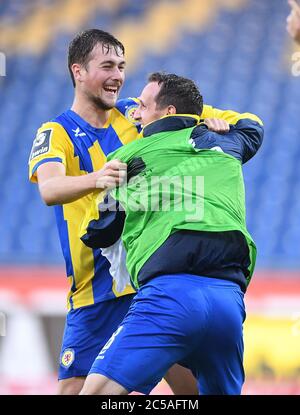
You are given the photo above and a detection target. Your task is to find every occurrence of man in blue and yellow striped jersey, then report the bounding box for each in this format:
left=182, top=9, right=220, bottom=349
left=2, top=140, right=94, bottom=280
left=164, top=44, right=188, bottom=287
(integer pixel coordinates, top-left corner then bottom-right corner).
left=28, top=29, right=252, bottom=394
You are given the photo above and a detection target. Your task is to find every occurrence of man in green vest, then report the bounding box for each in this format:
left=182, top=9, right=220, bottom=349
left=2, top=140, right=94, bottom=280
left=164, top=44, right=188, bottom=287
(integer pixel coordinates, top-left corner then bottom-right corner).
left=80, top=72, right=264, bottom=395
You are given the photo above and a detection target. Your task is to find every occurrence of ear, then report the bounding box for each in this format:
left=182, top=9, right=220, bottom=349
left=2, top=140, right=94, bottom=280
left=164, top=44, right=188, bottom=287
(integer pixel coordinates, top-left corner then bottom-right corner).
left=72, top=63, right=85, bottom=84
left=167, top=105, right=177, bottom=115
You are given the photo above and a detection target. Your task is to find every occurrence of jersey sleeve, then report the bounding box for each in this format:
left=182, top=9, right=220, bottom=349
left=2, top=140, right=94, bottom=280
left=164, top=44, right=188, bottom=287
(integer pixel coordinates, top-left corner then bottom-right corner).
left=227, top=119, right=264, bottom=163
left=28, top=122, right=70, bottom=183
left=115, top=97, right=142, bottom=133
left=115, top=97, right=139, bottom=120
left=191, top=119, right=264, bottom=164
left=201, top=104, right=263, bottom=126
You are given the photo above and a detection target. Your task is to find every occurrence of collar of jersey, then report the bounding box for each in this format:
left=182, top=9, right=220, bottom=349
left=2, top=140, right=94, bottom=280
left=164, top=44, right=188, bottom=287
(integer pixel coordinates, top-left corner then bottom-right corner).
left=67, top=109, right=110, bottom=134
left=142, top=114, right=200, bottom=137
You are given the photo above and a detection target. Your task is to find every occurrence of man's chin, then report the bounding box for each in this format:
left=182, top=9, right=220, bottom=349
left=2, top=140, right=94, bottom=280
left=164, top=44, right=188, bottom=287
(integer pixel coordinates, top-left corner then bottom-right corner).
left=91, top=96, right=117, bottom=111
left=106, top=97, right=118, bottom=108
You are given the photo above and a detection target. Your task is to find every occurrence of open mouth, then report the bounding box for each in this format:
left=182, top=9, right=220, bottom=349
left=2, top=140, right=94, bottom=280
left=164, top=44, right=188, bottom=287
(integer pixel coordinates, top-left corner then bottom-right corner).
left=103, top=86, right=118, bottom=96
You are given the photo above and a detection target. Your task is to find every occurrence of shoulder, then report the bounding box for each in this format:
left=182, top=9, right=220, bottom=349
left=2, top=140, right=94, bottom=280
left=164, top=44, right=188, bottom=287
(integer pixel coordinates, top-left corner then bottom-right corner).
left=30, top=121, right=71, bottom=163
left=115, top=97, right=139, bottom=123
left=35, top=120, right=73, bottom=149
left=233, top=118, right=264, bottom=132
left=36, top=120, right=70, bottom=139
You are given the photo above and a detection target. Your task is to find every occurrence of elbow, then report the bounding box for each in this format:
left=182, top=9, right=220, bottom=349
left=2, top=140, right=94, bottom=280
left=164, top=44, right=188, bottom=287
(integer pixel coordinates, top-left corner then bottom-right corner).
left=43, top=194, right=58, bottom=206
left=45, top=199, right=56, bottom=207
left=256, top=125, right=264, bottom=149
left=39, top=187, right=59, bottom=206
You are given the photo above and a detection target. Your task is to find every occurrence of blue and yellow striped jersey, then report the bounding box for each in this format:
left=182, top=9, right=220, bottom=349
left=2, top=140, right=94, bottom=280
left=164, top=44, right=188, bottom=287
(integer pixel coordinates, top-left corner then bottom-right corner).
left=29, top=98, right=141, bottom=310
left=29, top=100, right=261, bottom=310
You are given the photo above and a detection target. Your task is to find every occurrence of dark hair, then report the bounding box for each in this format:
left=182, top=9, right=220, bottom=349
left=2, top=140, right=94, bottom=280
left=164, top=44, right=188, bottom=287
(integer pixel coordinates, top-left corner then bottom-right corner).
left=148, top=72, right=203, bottom=115
left=68, top=29, right=125, bottom=87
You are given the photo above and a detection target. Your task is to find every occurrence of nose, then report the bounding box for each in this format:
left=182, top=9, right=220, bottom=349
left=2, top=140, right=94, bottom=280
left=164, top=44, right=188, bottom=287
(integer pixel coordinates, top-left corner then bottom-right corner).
left=112, top=67, right=124, bottom=83
left=133, top=107, right=141, bottom=121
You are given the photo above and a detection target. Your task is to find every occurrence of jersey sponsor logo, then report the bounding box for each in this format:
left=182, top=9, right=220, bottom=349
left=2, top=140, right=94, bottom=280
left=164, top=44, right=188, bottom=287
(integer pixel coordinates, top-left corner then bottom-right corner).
left=29, top=129, right=52, bottom=161
left=61, top=348, right=75, bottom=368
left=72, top=127, right=86, bottom=137
left=125, top=104, right=138, bottom=124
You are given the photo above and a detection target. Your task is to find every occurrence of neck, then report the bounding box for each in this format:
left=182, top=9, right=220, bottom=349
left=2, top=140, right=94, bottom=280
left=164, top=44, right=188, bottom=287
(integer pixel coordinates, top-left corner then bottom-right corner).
left=71, top=93, right=111, bottom=128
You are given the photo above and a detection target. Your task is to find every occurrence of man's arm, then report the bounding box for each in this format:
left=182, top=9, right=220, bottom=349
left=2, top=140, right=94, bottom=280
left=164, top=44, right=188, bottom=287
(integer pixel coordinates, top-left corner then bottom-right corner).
left=201, top=104, right=263, bottom=126
left=29, top=122, right=127, bottom=206
left=36, top=160, right=127, bottom=206
left=287, top=0, right=300, bottom=44
left=227, top=118, right=264, bottom=163
left=191, top=118, right=264, bottom=164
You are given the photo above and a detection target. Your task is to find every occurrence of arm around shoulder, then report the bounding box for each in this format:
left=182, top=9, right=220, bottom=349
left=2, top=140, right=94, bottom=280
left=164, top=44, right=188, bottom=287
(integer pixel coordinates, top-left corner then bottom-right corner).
left=201, top=104, right=263, bottom=126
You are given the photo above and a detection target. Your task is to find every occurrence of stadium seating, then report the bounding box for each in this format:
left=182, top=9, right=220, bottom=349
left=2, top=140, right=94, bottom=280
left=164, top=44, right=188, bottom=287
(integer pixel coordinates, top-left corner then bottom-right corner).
left=0, top=0, right=298, bottom=270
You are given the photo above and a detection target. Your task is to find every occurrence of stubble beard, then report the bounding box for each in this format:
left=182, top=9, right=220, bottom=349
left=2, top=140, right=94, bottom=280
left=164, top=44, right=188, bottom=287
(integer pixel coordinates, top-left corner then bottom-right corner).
left=89, top=94, right=116, bottom=111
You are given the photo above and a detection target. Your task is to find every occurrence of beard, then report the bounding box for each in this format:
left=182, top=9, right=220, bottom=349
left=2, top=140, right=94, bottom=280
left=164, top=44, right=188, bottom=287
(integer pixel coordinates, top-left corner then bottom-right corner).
left=89, top=94, right=115, bottom=111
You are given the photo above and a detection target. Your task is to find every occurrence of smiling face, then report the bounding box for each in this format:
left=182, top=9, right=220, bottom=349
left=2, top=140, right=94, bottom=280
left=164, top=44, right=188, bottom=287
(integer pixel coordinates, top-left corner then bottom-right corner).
left=72, top=42, right=126, bottom=110
left=134, top=82, right=173, bottom=126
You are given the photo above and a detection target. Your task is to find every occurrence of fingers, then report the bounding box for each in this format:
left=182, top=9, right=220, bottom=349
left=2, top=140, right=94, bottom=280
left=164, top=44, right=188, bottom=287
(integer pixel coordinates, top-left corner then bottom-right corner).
left=95, top=159, right=127, bottom=190
left=96, top=175, right=125, bottom=190
left=105, top=159, right=127, bottom=171
left=103, top=160, right=127, bottom=179
left=204, top=118, right=230, bottom=133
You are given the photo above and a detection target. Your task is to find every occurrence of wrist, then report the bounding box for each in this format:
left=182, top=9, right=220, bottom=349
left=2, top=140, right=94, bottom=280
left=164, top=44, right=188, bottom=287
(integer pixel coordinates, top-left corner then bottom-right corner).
left=84, top=171, right=102, bottom=191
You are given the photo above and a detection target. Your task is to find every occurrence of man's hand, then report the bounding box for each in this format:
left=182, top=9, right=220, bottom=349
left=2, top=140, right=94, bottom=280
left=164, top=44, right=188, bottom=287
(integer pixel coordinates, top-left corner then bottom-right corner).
left=95, top=160, right=127, bottom=190
left=203, top=118, right=230, bottom=133
left=287, top=0, right=300, bottom=45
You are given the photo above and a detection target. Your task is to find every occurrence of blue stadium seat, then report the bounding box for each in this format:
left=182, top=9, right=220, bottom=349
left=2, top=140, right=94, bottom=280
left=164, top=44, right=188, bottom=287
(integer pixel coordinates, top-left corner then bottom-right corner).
left=0, top=0, right=298, bottom=268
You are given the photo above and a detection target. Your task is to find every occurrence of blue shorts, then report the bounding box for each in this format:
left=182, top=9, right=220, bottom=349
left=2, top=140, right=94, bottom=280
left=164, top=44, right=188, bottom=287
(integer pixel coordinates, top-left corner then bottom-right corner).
left=89, top=274, right=246, bottom=395
left=58, top=294, right=135, bottom=380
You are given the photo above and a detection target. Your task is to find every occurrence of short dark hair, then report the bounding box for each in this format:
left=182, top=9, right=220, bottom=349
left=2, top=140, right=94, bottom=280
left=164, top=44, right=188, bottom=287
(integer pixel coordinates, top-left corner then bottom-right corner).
left=68, top=29, right=125, bottom=87
left=148, top=72, right=203, bottom=115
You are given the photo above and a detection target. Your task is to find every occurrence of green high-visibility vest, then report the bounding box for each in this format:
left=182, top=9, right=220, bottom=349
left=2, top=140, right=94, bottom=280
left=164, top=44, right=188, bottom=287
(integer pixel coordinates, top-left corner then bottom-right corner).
left=108, top=125, right=256, bottom=289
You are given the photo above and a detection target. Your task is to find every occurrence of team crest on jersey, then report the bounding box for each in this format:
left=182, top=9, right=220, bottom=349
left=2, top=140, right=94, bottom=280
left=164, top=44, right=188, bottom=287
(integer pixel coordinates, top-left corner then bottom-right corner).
left=61, top=348, right=75, bottom=368
left=125, top=104, right=138, bottom=124
left=30, top=129, right=52, bottom=161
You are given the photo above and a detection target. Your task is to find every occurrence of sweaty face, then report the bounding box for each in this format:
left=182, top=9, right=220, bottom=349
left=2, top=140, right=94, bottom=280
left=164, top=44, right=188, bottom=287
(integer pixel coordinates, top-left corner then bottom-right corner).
left=79, top=43, right=126, bottom=110
left=133, top=82, right=169, bottom=126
